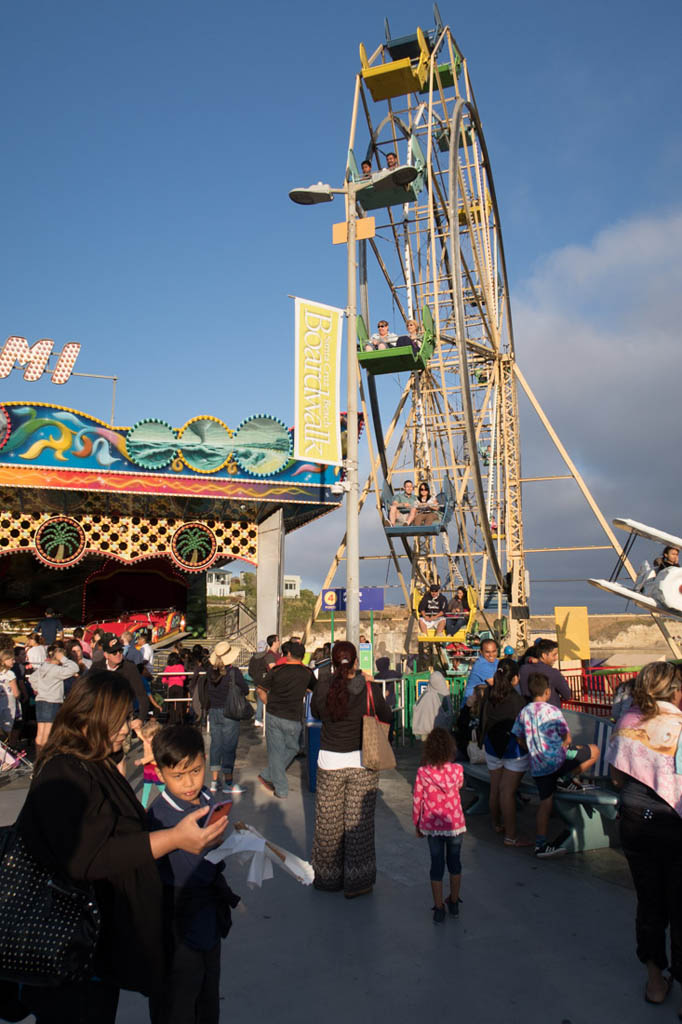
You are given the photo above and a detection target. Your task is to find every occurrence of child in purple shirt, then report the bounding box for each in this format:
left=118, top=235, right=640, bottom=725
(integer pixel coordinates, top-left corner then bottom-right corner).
left=512, top=672, right=599, bottom=858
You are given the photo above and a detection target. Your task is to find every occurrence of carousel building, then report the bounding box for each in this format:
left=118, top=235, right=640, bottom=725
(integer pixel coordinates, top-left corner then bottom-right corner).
left=0, top=399, right=341, bottom=637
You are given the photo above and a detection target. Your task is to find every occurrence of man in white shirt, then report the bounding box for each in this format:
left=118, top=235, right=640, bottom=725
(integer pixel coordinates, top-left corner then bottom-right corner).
left=366, top=319, right=398, bottom=351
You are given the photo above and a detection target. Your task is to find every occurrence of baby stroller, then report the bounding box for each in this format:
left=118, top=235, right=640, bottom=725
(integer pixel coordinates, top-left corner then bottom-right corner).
left=0, top=737, right=33, bottom=777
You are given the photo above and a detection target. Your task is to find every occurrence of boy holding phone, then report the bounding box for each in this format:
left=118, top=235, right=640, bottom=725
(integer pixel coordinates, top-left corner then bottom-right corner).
left=147, top=725, right=240, bottom=1024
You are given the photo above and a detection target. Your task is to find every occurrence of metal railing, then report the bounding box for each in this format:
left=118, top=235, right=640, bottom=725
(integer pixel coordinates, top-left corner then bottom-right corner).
left=562, top=666, right=638, bottom=718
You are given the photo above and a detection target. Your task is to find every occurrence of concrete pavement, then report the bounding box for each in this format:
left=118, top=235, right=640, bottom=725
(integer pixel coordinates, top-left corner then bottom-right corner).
left=0, top=726, right=672, bottom=1024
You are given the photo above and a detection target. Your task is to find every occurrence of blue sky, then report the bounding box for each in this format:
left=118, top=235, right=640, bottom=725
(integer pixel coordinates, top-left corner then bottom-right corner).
left=2, top=0, right=681, bottom=612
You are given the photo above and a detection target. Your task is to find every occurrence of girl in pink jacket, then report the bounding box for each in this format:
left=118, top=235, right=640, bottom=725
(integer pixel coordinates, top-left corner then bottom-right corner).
left=413, top=727, right=466, bottom=923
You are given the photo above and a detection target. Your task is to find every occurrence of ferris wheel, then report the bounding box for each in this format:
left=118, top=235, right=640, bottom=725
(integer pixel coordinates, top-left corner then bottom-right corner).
left=338, top=9, right=528, bottom=650
left=304, top=8, right=662, bottom=658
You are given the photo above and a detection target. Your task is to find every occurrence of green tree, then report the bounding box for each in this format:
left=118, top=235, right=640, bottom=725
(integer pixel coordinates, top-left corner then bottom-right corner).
left=281, top=588, right=317, bottom=635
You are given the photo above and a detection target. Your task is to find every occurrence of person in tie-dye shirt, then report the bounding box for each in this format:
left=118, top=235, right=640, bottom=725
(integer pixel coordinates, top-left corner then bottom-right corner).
left=512, top=673, right=598, bottom=857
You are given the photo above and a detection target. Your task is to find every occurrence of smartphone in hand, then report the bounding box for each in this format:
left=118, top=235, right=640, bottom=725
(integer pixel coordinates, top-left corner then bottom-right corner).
left=202, top=800, right=232, bottom=828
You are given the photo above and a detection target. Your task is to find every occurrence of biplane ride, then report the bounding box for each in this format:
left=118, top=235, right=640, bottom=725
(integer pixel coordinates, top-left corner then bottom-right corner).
left=588, top=518, right=682, bottom=619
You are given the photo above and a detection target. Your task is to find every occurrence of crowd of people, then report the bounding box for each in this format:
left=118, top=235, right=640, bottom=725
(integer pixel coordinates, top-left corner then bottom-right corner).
left=2, top=609, right=682, bottom=1018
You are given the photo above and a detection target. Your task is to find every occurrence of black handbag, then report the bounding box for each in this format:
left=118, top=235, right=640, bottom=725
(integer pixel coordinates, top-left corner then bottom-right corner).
left=0, top=822, right=101, bottom=986
left=222, top=669, right=254, bottom=722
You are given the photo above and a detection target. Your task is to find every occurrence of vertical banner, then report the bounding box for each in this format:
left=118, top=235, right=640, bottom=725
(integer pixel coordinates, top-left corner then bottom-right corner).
left=294, top=297, right=344, bottom=466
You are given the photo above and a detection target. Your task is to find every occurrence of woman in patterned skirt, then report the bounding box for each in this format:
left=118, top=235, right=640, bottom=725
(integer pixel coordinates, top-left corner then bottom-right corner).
left=311, top=641, right=392, bottom=898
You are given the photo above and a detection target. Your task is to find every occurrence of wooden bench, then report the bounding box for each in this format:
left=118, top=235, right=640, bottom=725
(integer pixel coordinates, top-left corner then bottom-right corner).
left=462, top=710, right=618, bottom=854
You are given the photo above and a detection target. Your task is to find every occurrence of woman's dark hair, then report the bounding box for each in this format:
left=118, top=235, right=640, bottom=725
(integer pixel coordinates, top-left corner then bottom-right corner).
left=456, top=586, right=466, bottom=600
left=152, top=724, right=205, bottom=769
left=417, top=482, right=431, bottom=501
left=422, top=727, right=456, bottom=766
left=497, top=655, right=519, bottom=678
left=166, top=652, right=183, bottom=667
left=311, top=647, right=324, bottom=664
left=66, top=640, right=86, bottom=672
left=489, top=661, right=518, bottom=705
left=38, top=671, right=133, bottom=765
left=327, top=641, right=357, bottom=721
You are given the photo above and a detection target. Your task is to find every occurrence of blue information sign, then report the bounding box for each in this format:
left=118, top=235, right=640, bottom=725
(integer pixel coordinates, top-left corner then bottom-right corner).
left=321, top=587, right=385, bottom=612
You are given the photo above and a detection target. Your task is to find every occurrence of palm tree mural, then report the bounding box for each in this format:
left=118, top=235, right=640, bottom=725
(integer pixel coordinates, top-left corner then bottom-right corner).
left=39, top=519, right=82, bottom=562
left=174, top=525, right=214, bottom=565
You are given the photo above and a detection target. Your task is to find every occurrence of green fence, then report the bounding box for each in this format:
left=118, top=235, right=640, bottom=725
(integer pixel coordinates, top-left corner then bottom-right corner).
left=400, top=671, right=467, bottom=734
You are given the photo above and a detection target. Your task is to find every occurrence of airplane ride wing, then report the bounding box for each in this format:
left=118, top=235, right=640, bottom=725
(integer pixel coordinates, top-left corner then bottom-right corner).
left=588, top=578, right=682, bottom=621
left=613, top=519, right=682, bottom=549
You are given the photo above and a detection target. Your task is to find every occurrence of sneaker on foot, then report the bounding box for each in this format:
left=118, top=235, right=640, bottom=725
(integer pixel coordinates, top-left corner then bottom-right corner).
left=253, top=720, right=264, bottom=728
left=444, top=896, right=461, bottom=917
left=432, top=905, right=446, bottom=923
left=209, top=780, right=219, bottom=794
left=535, top=840, right=567, bottom=858
left=556, top=777, right=583, bottom=792
left=223, top=783, right=244, bottom=794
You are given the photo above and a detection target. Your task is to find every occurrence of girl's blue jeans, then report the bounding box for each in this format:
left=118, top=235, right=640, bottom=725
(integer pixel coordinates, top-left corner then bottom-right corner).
left=427, top=835, right=462, bottom=880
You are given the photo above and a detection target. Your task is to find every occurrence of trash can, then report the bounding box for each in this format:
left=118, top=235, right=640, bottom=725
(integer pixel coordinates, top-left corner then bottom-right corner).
left=305, top=693, right=322, bottom=793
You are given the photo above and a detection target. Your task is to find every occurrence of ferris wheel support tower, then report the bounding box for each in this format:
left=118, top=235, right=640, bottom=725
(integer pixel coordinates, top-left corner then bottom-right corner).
left=299, top=12, right=680, bottom=659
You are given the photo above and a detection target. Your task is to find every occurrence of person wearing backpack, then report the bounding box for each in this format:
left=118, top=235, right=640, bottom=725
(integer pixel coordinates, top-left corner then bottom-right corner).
left=249, top=635, right=279, bottom=730
left=206, top=642, right=249, bottom=795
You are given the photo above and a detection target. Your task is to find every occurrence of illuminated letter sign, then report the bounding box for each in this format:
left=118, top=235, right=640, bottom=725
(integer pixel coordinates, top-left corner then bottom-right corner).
left=0, top=336, right=81, bottom=384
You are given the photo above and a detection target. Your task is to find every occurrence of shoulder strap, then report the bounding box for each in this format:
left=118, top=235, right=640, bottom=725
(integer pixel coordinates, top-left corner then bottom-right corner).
left=366, top=680, right=377, bottom=718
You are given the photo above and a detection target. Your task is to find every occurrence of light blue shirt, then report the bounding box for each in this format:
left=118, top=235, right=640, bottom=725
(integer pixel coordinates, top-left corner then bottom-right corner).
left=464, top=655, right=499, bottom=698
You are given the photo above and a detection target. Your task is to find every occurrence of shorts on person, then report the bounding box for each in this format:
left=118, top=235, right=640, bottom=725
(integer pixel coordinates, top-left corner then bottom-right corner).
left=534, top=744, right=592, bottom=799
left=483, top=735, right=529, bottom=773
left=35, top=700, right=61, bottom=724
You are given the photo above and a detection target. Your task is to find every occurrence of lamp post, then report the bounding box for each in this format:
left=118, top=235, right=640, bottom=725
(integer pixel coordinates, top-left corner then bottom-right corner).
left=289, top=167, right=417, bottom=647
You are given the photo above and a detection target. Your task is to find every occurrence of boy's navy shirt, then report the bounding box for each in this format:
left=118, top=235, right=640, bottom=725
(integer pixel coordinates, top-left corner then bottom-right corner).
left=147, top=785, right=227, bottom=950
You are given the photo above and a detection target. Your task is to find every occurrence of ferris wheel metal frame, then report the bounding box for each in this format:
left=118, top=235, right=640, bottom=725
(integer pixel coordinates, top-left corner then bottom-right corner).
left=301, top=12, right=682, bottom=660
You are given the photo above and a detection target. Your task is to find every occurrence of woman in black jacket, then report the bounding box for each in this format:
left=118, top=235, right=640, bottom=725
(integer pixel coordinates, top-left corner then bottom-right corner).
left=13, top=671, right=227, bottom=1024
left=311, top=641, right=392, bottom=898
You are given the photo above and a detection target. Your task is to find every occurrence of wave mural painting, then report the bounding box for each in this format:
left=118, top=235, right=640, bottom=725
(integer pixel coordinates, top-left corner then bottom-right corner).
left=0, top=402, right=343, bottom=491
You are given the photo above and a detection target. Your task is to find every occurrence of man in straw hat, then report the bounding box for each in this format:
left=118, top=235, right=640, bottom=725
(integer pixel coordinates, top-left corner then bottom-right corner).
left=207, top=640, right=249, bottom=794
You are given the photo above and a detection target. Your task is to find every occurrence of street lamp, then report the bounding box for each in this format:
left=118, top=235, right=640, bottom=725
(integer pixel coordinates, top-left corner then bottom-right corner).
left=289, top=166, right=418, bottom=647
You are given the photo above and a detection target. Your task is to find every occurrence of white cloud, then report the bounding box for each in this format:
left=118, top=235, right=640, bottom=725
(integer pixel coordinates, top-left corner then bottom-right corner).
left=285, top=210, right=682, bottom=613
left=514, top=207, right=682, bottom=598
